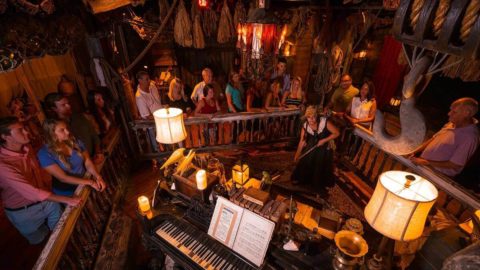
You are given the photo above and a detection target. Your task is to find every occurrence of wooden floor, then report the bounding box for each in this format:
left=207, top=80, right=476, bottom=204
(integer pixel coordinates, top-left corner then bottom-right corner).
left=0, top=142, right=447, bottom=269
left=0, top=205, right=46, bottom=269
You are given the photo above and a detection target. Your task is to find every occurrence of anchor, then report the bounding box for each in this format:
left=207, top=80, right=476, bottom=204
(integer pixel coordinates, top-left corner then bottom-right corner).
left=373, top=0, right=480, bottom=155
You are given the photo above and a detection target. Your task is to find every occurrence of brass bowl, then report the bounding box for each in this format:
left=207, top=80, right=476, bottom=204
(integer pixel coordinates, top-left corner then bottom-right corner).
left=334, top=230, right=368, bottom=258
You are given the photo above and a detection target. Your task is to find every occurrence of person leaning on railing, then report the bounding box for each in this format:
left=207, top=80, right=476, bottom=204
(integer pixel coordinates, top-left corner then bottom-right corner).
left=37, top=118, right=106, bottom=197
left=0, top=117, right=81, bottom=245
left=225, top=70, right=245, bottom=113
left=246, top=79, right=267, bottom=113
left=195, top=84, right=221, bottom=144
left=409, top=97, right=479, bottom=177
left=281, top=76, right=306, bottom=110
left=344, top=79, right=377, bottom=130
left=86, top=89, right=116, bottom=139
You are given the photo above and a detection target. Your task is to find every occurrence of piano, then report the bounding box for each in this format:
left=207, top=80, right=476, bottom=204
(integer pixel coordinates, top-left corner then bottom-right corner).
left=145, top=214, right=259, bottom=270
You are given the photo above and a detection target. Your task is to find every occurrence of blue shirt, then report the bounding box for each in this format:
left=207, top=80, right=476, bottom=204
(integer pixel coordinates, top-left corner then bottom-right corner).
left=37, top=140, right=87, bottom=196
left=225, top=84, right=244, bottom=112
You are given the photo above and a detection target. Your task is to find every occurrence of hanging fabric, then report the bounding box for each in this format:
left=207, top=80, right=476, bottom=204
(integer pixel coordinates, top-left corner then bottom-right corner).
left=193, top=14, right=206, bottom=49
left=372, top=35, right=407, bottom=108
left=217, top=0, right=234, bottom=44
left=174, top=0, right=193, bottom=47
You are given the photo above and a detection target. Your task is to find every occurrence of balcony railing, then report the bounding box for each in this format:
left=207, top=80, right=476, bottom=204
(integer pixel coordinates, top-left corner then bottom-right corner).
left=31, top=111, right=478, bottom=269
left=130, top=108, right=302, bottom=159
left=338, top=125, right=479, bottom=224
left=33, top=129, right=130, bottom=270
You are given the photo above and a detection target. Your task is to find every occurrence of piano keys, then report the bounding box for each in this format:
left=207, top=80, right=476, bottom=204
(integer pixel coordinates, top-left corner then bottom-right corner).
left=149, top=214, right=258, bottom=270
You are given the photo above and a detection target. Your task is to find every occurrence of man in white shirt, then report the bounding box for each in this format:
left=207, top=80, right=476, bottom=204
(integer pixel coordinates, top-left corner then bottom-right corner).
left=191, top=68, right=214, bottom=106
left=135, top=71, right=163, bottom=119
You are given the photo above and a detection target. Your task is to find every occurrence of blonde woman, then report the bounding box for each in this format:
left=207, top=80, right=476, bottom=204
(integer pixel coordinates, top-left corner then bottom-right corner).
left=37, top=119, right=106, bottom=196
left=292, top=106, right=339, bottom=195
left=168, top=78, right=191, bottom=112
left=282, top=76, right=306, bottom=108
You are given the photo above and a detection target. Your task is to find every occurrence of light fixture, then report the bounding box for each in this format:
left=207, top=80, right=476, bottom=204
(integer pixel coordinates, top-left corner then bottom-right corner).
left=153, top=107, right=187, bottom=144
left=354, top=50, right=367, bottom=59
left=138, top=196, right=151, bottom=212
left=389, top=96, right=401, bottom=107
left=198, top=0, right=207, bottom=8
left=232, top=161, right=249, bottom=187
left=236, top=3, right=284, bottom=78
left=364, top=171, right=438, bottom=269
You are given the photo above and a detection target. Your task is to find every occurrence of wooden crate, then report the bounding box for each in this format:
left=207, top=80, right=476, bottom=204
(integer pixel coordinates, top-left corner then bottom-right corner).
left=172, top=167, right=219, bottom=201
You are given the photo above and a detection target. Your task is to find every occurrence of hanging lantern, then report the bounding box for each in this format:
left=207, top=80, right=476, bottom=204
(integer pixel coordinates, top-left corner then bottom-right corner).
left=232, top=161, right=249, bottom=187
left=251, top=23, right=263, bottom=59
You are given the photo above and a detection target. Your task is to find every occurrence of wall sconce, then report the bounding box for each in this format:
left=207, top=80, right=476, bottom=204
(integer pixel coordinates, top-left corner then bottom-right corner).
left=389, top=96, right=401, bottom=107
left=153, top=107, right=187, bottom=144
left=232, top=161, right=249, bottom=187
left=353, top=50, right=367, bottom=59
left=364, top=171, right=438, bottom=269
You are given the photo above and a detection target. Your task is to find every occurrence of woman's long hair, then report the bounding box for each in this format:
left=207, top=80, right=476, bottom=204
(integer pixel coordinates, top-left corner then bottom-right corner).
left=42, top=118, right=82, bottom=170
left=87, top=90, right=115, bottom=134
left=228, top=70, right=241, bottom=89
left=168, top=78, right=183, bottom=101
left=202, top=84, right=215, bottom=98
left=357, top=79, right=376, bottom=101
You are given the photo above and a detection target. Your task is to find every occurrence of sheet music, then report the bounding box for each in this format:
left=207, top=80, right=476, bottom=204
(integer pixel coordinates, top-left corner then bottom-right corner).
left=232, top=210, right=275, bottom=267
left=208, top=197, right=244, bottom=248
left=208, top=196, right=275, bottom=267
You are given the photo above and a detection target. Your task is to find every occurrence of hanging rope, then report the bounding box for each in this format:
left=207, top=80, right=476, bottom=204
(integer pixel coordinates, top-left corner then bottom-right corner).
left=122, top=0, right=179, bottom=74
left=409, top=0, right=424, bottom=30
left=433, top=0, right=451, bottom=37
left=460, top=0, right=480, bottom=42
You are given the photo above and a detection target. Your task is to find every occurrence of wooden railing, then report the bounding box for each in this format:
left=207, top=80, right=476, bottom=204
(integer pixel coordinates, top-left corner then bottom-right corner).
left=33, top=129, right=130, bottom=270
left=130, top=108, right=302, bottom=159
left=337, top=125, right=480, bottom=224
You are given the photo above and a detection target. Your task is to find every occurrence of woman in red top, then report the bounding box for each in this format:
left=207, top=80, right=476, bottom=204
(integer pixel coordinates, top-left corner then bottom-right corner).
left=195, top=84, right=220, bottom=144
left=195, top=84, right=220, bottom=115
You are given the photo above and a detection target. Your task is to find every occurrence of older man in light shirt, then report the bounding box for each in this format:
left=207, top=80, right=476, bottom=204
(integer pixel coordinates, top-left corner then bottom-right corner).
left=410, top=97, right=479, bottom=177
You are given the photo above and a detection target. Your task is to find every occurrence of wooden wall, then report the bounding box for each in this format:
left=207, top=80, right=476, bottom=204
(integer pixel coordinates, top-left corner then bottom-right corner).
left=0, top=52, right=84, bottom=118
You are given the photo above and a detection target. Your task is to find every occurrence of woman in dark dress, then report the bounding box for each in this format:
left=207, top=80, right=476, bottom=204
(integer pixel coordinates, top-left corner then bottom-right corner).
left=292, top=106, right=340, bottom=194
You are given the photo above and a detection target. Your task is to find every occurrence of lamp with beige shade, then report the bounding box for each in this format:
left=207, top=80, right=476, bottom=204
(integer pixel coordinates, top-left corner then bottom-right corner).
left=364, top=171, right=438, bottom=269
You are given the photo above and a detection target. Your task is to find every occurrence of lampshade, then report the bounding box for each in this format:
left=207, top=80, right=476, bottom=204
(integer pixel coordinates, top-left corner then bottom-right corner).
left=153, top=108, right=187, bottom=144
left=364, top=171, right=438, bottom=241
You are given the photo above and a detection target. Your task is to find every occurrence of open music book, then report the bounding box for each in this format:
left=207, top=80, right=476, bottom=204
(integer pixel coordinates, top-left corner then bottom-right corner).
left=208, top=197, right=275, bottom=267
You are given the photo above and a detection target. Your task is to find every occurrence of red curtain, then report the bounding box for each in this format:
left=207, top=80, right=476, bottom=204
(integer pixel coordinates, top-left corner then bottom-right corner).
left=372, top=35, right=407, bottom=108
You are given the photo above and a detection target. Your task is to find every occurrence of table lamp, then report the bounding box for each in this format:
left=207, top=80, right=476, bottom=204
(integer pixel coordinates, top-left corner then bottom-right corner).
left=152, top=107, right=187, bottom=207
left=153, top=107, right=187, bottom=144
left=364, top=171, right=438, bottom=269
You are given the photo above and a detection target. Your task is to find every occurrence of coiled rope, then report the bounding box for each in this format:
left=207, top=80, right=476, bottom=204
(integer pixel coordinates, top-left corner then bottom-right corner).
left=410, top=0, right=479, bottom=42
left=460, top=0, right=480, bottom=42
left=433, top=0, right=451, bottom=37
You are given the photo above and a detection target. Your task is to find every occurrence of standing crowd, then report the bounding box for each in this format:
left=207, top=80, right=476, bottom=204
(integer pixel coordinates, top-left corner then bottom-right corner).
left=0, top=78, right=115, bottom=244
